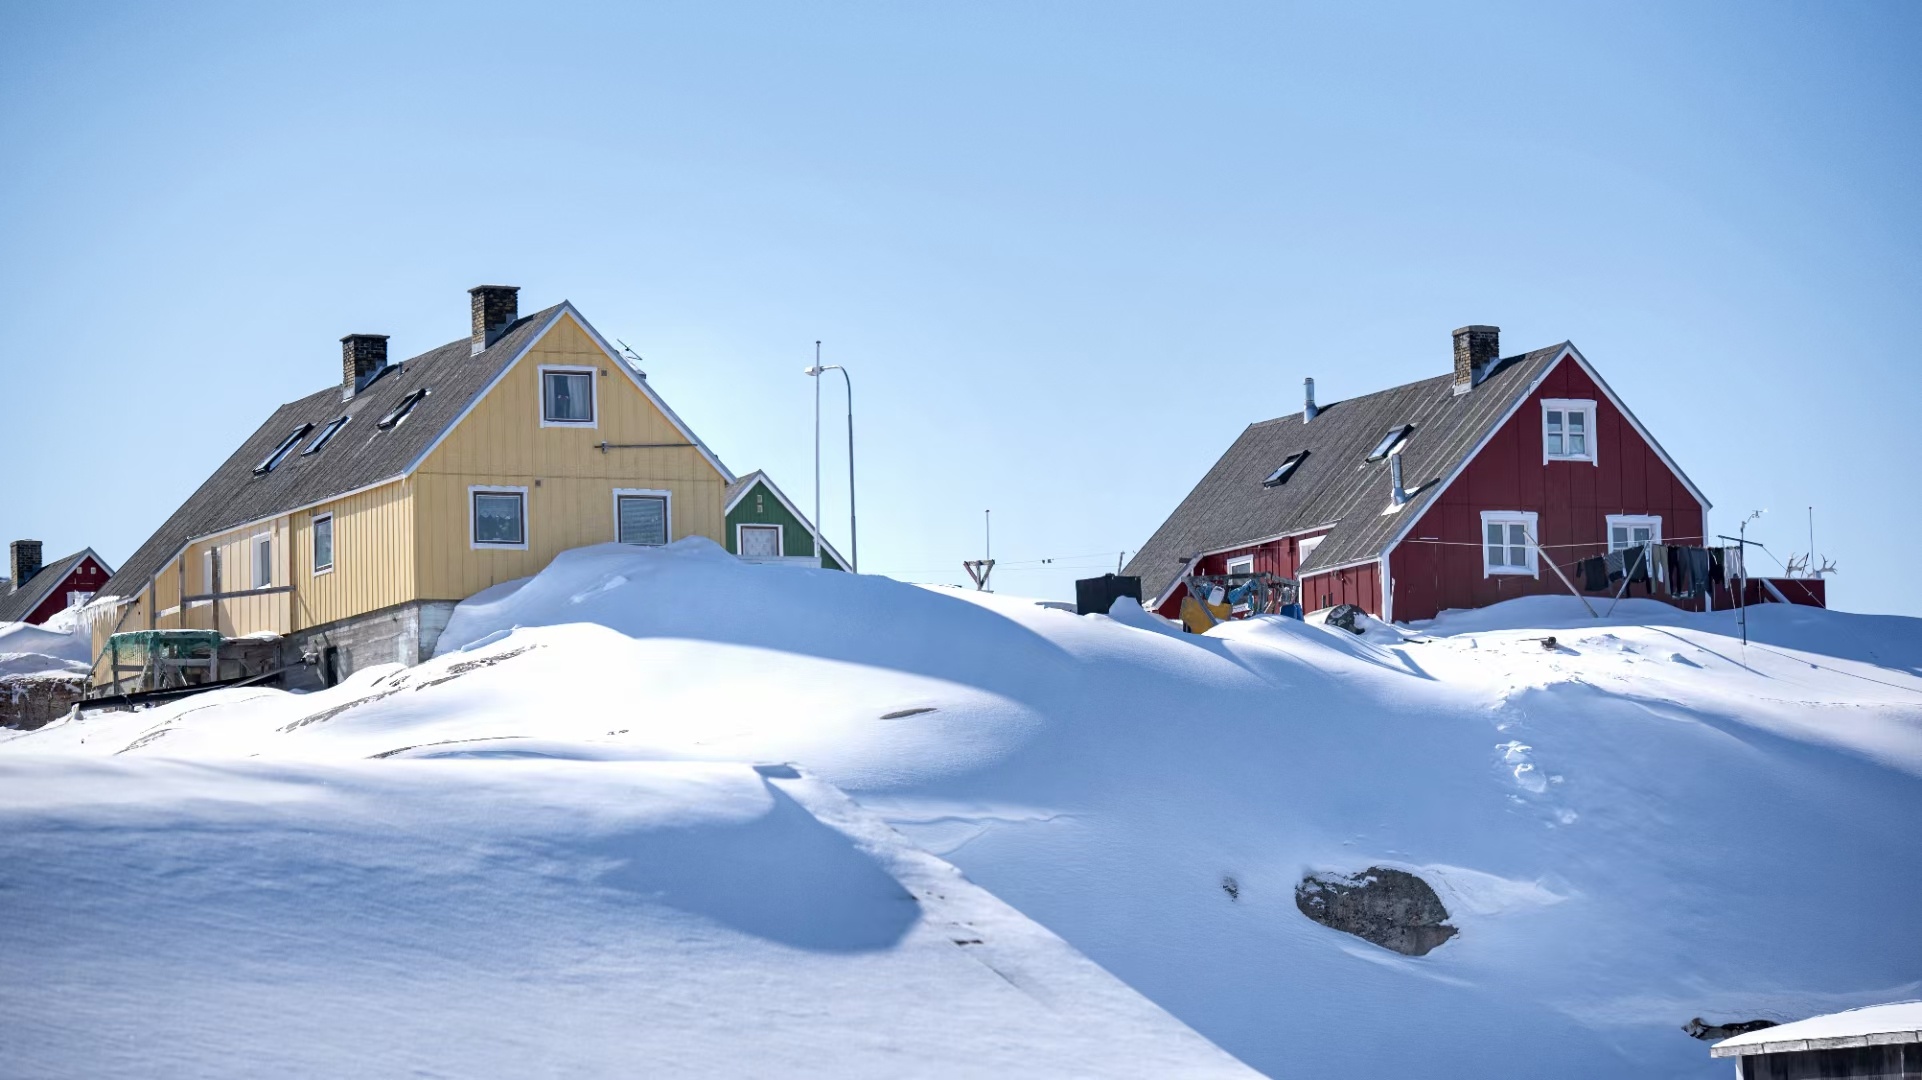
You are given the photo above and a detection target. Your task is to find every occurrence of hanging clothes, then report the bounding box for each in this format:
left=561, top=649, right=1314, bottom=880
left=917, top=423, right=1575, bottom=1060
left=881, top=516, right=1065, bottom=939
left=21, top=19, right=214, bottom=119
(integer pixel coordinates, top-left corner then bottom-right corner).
left=1579, top=555, right=1609, bottom=592
left=1728, top=545, right=1746, bottom=582
left=1667, top=545, right=1686, bottom=596
left=1649, top=544, right=1669, bottom=592
left=1686, top=547, right=1713, bottom=599
left=1707, top=548, right=1726, bottom=590
left=1627, top=545, right=1651, bottom=585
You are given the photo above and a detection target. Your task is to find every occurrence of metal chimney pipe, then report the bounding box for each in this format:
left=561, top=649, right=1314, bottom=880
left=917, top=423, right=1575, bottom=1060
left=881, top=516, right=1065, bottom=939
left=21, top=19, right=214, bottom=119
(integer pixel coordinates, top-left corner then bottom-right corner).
left=1390, top=450, right=1409, bottom=506
left=1304, top=377, right=1318, bottom=423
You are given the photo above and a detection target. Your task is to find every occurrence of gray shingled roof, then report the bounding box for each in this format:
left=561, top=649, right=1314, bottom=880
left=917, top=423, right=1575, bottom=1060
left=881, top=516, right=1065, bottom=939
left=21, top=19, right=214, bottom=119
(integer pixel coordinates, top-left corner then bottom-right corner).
left=99, top=306, right=565, bottom=602
left=1123, top=344, right=1569, bottom=603
left=0, top=548, right=109, bottom=623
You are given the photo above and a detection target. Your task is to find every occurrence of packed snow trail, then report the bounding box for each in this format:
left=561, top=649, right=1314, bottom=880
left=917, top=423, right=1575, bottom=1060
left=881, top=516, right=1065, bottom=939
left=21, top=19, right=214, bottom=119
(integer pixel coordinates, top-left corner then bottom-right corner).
left=7, top=540, right=1921, bottom=1077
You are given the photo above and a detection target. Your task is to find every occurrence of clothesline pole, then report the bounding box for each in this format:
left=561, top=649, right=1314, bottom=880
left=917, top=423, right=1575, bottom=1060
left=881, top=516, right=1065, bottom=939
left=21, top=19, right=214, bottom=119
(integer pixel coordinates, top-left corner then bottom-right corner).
left=1523, top=527, right=1598, bottom=618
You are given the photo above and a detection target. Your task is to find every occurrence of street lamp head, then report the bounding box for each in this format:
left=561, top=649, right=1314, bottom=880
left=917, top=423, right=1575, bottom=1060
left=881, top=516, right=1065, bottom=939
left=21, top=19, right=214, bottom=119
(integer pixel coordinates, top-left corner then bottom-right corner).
left=804, top=365, right=824, bottom=376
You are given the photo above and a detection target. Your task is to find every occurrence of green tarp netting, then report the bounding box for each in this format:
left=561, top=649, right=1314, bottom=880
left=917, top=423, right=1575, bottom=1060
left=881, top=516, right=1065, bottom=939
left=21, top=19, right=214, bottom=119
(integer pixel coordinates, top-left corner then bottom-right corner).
left=106, top=629, right=222, bottom=669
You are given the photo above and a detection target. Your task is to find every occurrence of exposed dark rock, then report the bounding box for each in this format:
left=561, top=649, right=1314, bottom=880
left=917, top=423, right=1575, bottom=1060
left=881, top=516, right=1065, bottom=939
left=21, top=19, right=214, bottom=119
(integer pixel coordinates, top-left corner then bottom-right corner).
left=1, top=673, right=84, bottom=730
left=1683, top=1017, right=1778, bottom=1041
left=1295, top=867, right=1458, bottom=956
left=1325, top=604, right=1367, bottom=635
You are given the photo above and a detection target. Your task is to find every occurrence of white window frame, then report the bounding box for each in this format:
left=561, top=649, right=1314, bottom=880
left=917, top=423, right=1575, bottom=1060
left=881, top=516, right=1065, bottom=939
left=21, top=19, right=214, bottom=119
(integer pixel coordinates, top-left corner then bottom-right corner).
left=1480, top=510, right=1540, bottom=578
left=1541, top=399, right=1598, bottom=464
left=252, top=534, right=273, bottom=590
left=612, top=488, right=672, bottom=546
left=470, top=485, right=530, bottom=550
left=735, top=522, right=783, bottom=558
left=312, top=512, right=335, bottom=575
left=1225, top=555, right=1255, bottom=576
left=1605, top=514, right=1662, bottom=551
left=1296, top=534, right=1325, bottom=569
left=539, top=365, right=599, bottom=428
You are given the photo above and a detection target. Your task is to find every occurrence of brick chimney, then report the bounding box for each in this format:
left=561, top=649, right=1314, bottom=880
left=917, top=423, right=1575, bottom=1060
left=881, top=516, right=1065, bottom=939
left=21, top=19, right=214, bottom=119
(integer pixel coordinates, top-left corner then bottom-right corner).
left=341, top=334, right=389, bottom=401
left=469, top=285, right=520, bottom=354
left=1452, top=325, right=1500, bottom=393
left=10, top=539, right=42, bottom=591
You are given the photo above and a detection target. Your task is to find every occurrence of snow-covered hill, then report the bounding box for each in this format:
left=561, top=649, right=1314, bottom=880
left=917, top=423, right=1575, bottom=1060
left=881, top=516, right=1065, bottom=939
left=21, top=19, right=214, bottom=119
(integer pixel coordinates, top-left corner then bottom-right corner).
left=7, top=539, right=1921, bottom=1078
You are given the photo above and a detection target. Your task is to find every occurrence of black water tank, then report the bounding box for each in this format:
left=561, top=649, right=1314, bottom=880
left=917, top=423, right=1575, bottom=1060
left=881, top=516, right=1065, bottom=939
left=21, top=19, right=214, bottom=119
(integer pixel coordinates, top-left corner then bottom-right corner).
left=1076, top=574, right=1143, bottom=615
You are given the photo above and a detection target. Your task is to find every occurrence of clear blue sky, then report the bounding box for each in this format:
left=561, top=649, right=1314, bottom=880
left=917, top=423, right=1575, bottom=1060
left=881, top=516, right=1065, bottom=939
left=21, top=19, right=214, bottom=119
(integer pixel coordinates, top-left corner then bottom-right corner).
left=4, top=2, right=1918, bottom=613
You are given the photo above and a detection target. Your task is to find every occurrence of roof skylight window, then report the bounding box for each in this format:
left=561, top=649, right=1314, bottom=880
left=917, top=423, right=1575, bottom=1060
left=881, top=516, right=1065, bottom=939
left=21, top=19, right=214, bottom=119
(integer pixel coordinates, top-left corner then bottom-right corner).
left=1366, top=425, right=1413, bottom=462
left=302, top=415, right=350, bottom=455
left=254, top=423, right=316, bottom=475
left=378, top=388, right=430, bottom=429
left=1262, top=451, right=1308, bottom=488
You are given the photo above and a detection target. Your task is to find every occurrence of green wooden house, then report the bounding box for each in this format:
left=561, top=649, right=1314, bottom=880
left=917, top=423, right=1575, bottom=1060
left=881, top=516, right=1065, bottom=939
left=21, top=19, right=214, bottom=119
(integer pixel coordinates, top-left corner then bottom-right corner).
left=723, top=471, right=851, bottom=571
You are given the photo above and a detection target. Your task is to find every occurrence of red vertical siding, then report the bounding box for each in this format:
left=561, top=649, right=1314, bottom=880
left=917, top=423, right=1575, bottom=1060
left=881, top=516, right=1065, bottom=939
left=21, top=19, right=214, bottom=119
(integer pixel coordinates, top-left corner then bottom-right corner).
left=19, top=556, right=112, bottom=625
left=1389, top=356, right=1706, bottom=623
left=1152, top=530, right=1345, bottom=618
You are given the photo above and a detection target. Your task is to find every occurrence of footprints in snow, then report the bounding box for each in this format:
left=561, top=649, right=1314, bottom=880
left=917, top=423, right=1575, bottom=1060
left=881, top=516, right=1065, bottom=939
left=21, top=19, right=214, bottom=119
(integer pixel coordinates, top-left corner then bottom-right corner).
left=1494, top=738, right=1577, bottom=826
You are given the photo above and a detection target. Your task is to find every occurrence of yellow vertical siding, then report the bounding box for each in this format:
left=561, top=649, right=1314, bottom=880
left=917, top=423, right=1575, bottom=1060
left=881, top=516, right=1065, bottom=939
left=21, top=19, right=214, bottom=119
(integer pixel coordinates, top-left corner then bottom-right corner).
left=411, top=312, right=728, bottom=600
left=288, top=479, right=415, bottom=630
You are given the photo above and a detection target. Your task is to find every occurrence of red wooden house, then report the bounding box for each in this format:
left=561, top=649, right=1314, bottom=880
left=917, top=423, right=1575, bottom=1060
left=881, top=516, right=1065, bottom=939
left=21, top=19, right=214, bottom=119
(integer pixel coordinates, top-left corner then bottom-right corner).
left=1125, top=326, right=1728, bottom=624
left=0, top=540, right=114, bottom=626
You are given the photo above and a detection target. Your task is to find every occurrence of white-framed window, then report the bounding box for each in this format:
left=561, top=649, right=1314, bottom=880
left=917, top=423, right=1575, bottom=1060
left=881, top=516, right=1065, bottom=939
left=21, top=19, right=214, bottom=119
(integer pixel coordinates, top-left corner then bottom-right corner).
left=253, top=535, right=273, bottom=589
left=737, top=523, right=783, bottom=558
left=613, top=488, right=670, bottom=546
left=1225, top=555, right=1255, bottom=576
left=1542, top=399, right=1597, bottom=463
left=1481, top=510, right=1539, bottom=577
left=67, top=590, right=94, bottom=609
left=195, top=549, right=221, bottom=607
left=1296, top=534, right=1325, bottom=569
left=1606, top=514, right=1661, bottom=551
left=540, top=366, right=597, bottom=427
left=312, top=513, right=335, bottom=575
left=470, top=486, right=529, bottom=550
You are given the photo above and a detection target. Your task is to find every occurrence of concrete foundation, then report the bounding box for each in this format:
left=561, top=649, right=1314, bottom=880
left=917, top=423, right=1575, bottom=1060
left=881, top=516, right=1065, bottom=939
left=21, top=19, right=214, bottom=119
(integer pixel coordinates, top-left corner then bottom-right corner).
left=281, top=600, right=459, bottom=689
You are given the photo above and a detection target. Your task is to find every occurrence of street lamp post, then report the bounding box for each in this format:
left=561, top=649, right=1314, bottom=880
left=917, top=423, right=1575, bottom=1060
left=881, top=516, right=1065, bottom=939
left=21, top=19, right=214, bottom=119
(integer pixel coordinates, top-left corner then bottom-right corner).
left=805, top=349, right=857, bottom=573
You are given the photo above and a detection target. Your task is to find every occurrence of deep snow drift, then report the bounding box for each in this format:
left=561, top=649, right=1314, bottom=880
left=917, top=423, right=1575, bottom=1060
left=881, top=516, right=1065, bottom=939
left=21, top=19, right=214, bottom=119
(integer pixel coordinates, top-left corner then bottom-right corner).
left=0, top=757, right=1252, bottom=1078
left=0, top=617, right=90, bottom=680
left=7, top=539, right=1921, bottom=1078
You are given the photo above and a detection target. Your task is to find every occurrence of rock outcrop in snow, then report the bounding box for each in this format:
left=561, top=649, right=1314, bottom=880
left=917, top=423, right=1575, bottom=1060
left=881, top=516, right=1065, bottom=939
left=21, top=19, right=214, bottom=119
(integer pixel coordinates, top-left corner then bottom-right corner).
left=1295, top=867, right=1459, bottom=956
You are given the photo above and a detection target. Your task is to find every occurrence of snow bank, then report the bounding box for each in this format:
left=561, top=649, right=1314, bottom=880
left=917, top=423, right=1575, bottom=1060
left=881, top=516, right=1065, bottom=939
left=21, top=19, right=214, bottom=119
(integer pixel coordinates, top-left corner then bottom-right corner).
left=7, top=540, right=1922, bottom=1078
left=0, top=756, right=1254, bottom=1079
left=0, top=619, right=90, bottom=680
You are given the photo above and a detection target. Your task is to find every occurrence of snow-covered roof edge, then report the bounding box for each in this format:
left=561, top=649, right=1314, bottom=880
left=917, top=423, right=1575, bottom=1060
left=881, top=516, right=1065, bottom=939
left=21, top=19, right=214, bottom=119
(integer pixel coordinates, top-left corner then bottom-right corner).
left=1711, top=1001, right=1922, bottom=1058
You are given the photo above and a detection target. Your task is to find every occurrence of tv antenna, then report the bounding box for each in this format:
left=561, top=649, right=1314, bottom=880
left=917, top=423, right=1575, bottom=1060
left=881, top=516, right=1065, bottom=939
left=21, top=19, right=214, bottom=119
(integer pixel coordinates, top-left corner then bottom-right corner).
left=963, top=509, right=995, bottom=591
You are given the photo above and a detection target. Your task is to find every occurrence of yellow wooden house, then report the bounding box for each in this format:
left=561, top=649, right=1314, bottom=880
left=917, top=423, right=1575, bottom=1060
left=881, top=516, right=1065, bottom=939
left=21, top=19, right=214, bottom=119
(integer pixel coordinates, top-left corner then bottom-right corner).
left=88, top=286, right=734, bottom=689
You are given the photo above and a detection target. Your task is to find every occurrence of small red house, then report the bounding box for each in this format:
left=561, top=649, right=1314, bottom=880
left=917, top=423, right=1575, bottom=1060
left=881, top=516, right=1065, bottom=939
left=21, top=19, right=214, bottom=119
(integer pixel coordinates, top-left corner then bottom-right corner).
left=0, top=540, right=114, bottom=626
left=1126, top=326, right=1722, bottom=624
